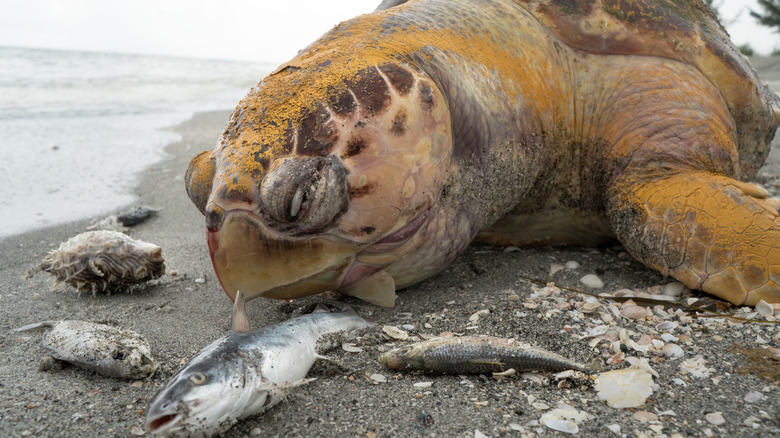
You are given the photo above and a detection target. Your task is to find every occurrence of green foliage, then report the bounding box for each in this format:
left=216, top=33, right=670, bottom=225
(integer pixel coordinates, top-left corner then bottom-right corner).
left=751, top=0, right=780, bottom=30
left=737, top=44, right=755, bottom=56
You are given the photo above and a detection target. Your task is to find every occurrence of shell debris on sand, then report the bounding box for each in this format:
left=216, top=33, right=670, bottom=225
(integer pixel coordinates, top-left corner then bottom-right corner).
left=14, top=320, right=159, bottom=379
left=30, top=230, right=165, bottom=295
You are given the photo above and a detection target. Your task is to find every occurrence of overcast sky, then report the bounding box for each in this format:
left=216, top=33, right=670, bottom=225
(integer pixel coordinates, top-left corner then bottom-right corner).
left=0, top=0, right=777, bottom=63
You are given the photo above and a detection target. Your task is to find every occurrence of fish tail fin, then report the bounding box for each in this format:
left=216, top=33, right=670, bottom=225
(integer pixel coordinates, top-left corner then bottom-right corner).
left=13, top=321, right=55, bottom=332
left=313, top=303, right=331, bottom=313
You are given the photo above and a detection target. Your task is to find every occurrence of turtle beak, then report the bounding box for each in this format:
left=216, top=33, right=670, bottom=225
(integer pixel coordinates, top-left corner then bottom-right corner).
left=206, top=212, right=358, bottom=302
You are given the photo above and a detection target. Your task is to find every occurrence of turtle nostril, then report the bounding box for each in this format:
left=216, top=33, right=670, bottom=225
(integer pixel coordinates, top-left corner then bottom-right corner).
left=205, top=204, right=224, bottom=231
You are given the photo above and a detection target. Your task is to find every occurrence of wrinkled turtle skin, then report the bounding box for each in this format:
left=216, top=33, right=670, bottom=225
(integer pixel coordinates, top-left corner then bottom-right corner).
left=186, top=0, right=780, bottom=307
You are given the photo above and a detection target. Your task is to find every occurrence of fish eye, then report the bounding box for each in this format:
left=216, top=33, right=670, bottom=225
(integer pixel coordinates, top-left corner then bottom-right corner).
left=112, top=350, right=127, bottom=360
left=189, top=372, right=207, bottom=385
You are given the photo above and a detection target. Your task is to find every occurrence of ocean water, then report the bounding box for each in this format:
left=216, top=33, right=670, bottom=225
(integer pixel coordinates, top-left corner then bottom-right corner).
left=0, top=46, right=271, bottom=238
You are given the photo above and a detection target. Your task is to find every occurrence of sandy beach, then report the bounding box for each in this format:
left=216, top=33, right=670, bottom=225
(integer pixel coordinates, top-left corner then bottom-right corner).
left=2, top=61, right=780, bottom=437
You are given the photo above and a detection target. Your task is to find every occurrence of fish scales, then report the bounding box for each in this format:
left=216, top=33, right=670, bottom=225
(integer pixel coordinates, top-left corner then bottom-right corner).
left=379, top=336, right=587, bottom=374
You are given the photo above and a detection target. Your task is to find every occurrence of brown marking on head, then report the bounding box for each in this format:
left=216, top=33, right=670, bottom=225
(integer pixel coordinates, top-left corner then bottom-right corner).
left=341, top=137, right=368, bottom=159
left=349, top=181, right=377, bottom=198
left=360, top=226, right=376, bottom=234
left=346, top=67, right=392, bottom=116
left=296, top=104, right=338, bottom=156
left=378, top=63, right=414, bottom=96
left=418, top=81, right=434, bottom=112
left=391, top=108, right=409, bottom=137
left=327, top=88, right=358, bottom=118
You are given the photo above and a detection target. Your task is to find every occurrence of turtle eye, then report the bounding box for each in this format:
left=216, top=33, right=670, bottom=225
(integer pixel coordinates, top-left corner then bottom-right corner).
left=189, top=372, right=207, bottom=385
left=259, top=156, right=347, bottom=233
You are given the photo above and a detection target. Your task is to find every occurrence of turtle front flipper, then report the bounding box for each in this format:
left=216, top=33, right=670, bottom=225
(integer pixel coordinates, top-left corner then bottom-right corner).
left=608, top=172, right=779, bottom=306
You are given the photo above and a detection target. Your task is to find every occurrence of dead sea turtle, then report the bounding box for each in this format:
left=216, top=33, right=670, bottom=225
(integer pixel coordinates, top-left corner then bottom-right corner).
left=185, top=0, right=780, bottom=307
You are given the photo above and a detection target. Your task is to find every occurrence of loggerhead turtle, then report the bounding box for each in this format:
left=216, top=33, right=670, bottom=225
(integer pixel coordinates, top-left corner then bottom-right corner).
left=185, top=0, right=780, bottom=307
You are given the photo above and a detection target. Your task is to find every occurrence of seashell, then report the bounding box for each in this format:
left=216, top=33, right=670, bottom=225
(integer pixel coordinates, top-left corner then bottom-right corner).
left=382, top=325, right=409, bottom=340
left=32, top=230, right=164, bottom=295
left=342, top=343, right=363, bottom=353
left=579, top=274, right=604, bottom=289
left=14, top=320, right=158, bottom=379
left=369, top=373, right=387, bottom=383
left=564, top=261, right=580, bottom=270
left=656, top=320, right=679, bottom=333
left=542, top=419, right=578, bottom=434
left=595, top=368, right=654, bottom=408
left=632, top=411, right=658, bottom=422
left=755, top=300, right=774, bottom=317
left=679, top=356, right=714, bottom=378
left=662, top=282, right=688, bottom=297
left=661, top=343, right=684, bottom=358
left=621, top=303, right=648, bottom=320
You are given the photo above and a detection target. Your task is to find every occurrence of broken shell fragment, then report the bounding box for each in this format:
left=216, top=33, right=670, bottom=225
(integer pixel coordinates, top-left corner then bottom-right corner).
left=32, top=230, right=165, bottom=295
left=382, top=325, right=409, bottom=340
left=594, top=368, right=654, bottom=408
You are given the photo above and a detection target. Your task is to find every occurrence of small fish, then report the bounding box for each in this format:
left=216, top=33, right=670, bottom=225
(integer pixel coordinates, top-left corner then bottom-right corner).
left=30, top=230, right=165, bottom=295
left=378, top=336, right=590, bottom=374
left=145, top=291, right=372, bottom=437
left=117, top=206, right=160, bottom=227
left=14, top=320, right=159, bottom=379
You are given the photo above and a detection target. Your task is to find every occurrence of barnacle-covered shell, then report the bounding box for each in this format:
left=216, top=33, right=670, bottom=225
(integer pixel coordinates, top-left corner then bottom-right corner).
left=36, top=230, right=165, bottom=295
left=15, top=320, right=159, bottom=379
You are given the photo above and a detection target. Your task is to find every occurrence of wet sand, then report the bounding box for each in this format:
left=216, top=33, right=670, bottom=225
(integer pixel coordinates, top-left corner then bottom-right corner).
left=1, top=61, right=779, bottom=437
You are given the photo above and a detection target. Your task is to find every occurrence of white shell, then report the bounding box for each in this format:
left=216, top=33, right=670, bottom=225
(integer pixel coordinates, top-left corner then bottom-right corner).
left=594, top=368, right=654, bottom=408
left=36, top=230, right=165, bottom=294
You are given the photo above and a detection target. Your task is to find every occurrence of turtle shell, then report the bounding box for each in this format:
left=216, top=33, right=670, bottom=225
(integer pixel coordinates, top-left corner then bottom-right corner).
left=516, top=0, right=780, bottom=177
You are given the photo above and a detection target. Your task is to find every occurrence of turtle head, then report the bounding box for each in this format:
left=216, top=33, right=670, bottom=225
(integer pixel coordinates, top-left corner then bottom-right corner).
left=185, top=60, right=454, bottom=306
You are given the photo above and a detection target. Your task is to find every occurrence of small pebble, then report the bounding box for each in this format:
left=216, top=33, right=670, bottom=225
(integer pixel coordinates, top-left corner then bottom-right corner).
left=550, top=263, right=564, bottom=275
left=414, top=381, right=433, bottom=388
left=744, top=391, right=764, bottom=403
left=475, top=430, right=488, bottom=438
left=565, top=261, right=580, bottom=270
left=606, top=424, right=621, bottom=434
left=579, top=274, right=604, bottom=288
left=194, top=277, right=206, bottom=284
left=33, top=293, right=40, bottom=300
left=250, top=427, right=262, bottom=437
left=705, top=412, right=725, bottom=426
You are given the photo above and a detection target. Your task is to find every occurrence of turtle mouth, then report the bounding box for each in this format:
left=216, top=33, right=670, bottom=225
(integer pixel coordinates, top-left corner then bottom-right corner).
left=207, top=210, right=360, bottom=302
left=338, top=210, right=430, bottom=289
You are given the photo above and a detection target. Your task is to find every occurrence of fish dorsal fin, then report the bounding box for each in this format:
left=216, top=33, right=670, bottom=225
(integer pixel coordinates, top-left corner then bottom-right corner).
left=312, top=303, right=331, bottom=314
left=231, top=290, right=250, bottom=332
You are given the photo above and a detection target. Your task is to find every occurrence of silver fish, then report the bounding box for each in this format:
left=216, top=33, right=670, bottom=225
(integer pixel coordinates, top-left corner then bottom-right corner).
left=379, top=336, right=591, bottom=374
left=14, top=320, right=159, bottom=379
left=145, top=292, right=371, bottom=437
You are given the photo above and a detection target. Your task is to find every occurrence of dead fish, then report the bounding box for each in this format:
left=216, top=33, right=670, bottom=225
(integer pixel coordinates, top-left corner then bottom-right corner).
left=14, top=320, right=159, bottom=379
left=378, top=336, right=590, bottom=374
left=30, top=230, right=165, bottom=295
left=117, top=206, right=160, bottom=226
left=145, top=291, right=372, bottom=437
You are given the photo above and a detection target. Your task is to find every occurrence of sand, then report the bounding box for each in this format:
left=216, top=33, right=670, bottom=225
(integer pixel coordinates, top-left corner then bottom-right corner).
left=1, top=62, right=780, bottom=437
